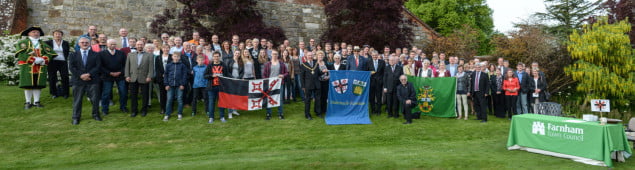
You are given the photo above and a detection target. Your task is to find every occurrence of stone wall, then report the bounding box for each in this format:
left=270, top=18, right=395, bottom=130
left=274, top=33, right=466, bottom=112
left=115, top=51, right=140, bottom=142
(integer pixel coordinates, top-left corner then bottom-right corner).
left=26, top=0, right=179, bottom=38
left=256, top=0, right=327, bottom=45
left=25, top=0, right=435, bottom=48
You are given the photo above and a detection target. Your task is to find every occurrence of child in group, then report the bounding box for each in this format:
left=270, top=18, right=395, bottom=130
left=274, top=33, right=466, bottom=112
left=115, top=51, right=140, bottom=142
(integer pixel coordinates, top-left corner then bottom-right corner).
left=191, top=56, right=208, bottom=117
left=203, top=52, right=227, bottom=123
left=163, top=52, right=188, bottom=121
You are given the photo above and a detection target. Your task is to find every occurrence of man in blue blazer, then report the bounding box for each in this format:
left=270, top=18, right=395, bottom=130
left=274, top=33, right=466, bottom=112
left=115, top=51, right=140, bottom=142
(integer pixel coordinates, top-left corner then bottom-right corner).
left=346, top=46, right=368, bottom=71
left=69, top=37, right=102, bottom=125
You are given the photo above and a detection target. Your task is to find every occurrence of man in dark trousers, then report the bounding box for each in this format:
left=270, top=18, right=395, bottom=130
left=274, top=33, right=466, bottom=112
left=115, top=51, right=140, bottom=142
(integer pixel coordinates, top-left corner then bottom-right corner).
left=99, top=39, right=128, bottom=115
left=396, top=75, right=416, bottom=124
left=300, top=51, right=322, bottom=120
left=469, top=63, right=490, bottom=123
left=383, top=55, right=403, bottom=118
left=125, top=41, right=154, bottom=117
left=367, top=51, right=385, bottom=115
left=69, top=37, right=102, bottom=125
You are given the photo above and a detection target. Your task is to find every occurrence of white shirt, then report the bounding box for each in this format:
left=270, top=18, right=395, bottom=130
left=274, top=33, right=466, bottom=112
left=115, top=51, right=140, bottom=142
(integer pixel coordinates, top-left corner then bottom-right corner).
left=29, top=37, right=40, bottom=49
left=52, top=40, right=65, bottom=60
left=334, top=63, right=341, bottom=70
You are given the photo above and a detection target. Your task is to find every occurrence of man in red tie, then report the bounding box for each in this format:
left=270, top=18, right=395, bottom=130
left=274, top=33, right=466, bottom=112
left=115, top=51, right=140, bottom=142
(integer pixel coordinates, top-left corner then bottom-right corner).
left=346, top=46, right=367, bottom=71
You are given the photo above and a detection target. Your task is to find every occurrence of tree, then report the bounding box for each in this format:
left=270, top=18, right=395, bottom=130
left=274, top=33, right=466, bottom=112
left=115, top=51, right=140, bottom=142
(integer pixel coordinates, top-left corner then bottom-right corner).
left=591, top=0, right=635, bottom=47
left=492, top=22, right=575, bottom=93
left=424, top=24, right=480, bottom=59
left=150, top=0, right=286, bottom=43
left=405, top=0, right=494, bottom=55
left=565, top=17, right=635, bottom=111
left=320, top=0, right=413, bottom=49
left=533, top=0, right=601, bottom=38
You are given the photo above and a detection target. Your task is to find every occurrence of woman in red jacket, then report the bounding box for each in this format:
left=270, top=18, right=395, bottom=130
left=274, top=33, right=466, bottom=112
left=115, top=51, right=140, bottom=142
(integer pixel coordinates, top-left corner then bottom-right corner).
left=502, top=70, right=520, bottom=119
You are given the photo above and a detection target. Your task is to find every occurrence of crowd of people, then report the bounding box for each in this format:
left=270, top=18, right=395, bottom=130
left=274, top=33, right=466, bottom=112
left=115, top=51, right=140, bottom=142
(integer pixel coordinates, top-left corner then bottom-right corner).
left=15, top=25, right=549, bottom=125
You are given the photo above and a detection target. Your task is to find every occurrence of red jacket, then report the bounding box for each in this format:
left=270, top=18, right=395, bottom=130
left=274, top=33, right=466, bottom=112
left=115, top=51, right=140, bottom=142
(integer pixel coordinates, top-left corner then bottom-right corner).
left=503, top=77, right=520, bottom=96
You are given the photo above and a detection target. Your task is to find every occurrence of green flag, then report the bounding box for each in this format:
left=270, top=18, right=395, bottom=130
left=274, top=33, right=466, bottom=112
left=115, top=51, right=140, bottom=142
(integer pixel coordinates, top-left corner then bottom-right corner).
left=407, top=76, right=456, bottom=117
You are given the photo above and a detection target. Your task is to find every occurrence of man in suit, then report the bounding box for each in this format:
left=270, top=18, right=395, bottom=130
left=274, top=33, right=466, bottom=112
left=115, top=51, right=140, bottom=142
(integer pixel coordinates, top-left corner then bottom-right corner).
left=69, top=37, right=102, bottom=125
left=125, top=41, right=154, bottom=117
left=300, top=51, right=322, bottom=120
left=516, top=62, right=530, bottom=114
left=383, top=55, right=403, bottom=118
left=45, top=30, right=70, bottom=99
left=367, top=51, right=385, bottom=115
left=298, top=41, right=307, bottom=58
left=181, top=42, right=196, bottom=107
left=99, top=39, right=128, bottom=115
left=347, top=46, right=367, bottom=71
left=468, top=63, right=490, bottom=123
left=116, top=28, right=130, bottom=49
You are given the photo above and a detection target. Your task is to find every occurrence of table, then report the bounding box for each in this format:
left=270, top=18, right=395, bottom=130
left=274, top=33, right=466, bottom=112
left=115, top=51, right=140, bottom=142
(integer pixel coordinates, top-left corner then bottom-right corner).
left=507, top=114, right=632, bottom=167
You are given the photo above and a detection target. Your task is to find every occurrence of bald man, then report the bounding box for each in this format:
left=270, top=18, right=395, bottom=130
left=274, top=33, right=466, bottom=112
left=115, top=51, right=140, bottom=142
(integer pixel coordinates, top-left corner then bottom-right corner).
left=99, top=39, right=129, bottom=115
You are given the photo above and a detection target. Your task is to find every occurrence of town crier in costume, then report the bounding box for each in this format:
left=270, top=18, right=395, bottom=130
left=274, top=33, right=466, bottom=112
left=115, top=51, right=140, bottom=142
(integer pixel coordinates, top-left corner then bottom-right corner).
left=15, top=26, right=56, bottom=109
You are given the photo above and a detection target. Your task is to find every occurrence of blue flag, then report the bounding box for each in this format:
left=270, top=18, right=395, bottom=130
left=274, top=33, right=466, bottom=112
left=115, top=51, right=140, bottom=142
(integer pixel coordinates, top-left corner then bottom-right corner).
left=326, top=70, right=372, bottom=125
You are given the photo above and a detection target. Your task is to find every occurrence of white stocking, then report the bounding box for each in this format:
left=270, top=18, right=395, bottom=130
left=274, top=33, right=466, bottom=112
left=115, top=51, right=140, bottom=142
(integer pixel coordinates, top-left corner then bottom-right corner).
left=33, top=89, right=41, bottom=103
left=24, top=90, right=33, bottom=104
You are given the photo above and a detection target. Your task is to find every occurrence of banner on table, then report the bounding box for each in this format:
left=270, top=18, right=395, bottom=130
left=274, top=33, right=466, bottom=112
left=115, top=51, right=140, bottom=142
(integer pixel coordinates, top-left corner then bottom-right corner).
left=407, top=76, right=456, bottom=117
left=219, top=77, right=282, bottom=111
left=326, top=70, right=372, bottom=125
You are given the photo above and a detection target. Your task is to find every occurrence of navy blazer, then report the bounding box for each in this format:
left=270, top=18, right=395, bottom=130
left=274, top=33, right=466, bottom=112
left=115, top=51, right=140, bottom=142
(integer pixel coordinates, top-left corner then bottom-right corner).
left=69, top=49, right=101, bottom=85
left=346, top=55, right=368, bottom=71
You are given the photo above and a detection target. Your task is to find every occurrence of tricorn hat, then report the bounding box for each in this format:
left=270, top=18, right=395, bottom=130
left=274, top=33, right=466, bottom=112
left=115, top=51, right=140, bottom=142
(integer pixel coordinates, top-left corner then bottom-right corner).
left=21, top=26, right=45, bottom=36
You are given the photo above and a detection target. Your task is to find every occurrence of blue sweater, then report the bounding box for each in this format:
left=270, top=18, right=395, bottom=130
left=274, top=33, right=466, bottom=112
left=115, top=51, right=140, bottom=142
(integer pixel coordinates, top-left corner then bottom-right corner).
left=164, top=61, right=188, bottom=87
left=192, top=65, right=208, bottom=88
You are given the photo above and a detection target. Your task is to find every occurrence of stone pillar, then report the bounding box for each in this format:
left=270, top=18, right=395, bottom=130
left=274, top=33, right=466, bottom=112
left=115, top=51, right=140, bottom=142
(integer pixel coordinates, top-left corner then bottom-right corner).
left=0, top=0, right=27, bottom=35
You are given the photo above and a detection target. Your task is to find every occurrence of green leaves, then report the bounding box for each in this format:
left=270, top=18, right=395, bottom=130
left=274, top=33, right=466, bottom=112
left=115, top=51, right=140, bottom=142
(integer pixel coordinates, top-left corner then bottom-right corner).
left=566, top=16, right=635, bottom=110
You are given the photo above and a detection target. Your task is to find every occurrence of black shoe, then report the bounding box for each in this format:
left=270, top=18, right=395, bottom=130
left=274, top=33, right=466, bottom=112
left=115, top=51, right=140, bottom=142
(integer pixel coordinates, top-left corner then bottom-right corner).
left=51, top=95, right=58, bottom=99
left=265, top=116, right=271, bottom=120
left=121, top=108, right=129, bottom=113
left=141, top=112, right=147, bottom=117
left=387, top=115, right=393, bottom=118
left=160, top=110, right=165, bottom=115
left=72, top=119, right=80, bottom=125
left=102, top=111, right=109, bottom=116
left=480, top=120, right=487, bottom=123
left=131, top=112, right=137, bottom=117
left=279, top=115, right=285, bottom=120
left=94, top=116, right=103, bottom=121
left=33, top=102, right=44, bottom=108
left=24, top=103, right=33, bottom=110
left=403, top=121, right=412, bottom=124
left=63, top=95, right=69, bottom=99
left=307, top=116, right=313, bottom=120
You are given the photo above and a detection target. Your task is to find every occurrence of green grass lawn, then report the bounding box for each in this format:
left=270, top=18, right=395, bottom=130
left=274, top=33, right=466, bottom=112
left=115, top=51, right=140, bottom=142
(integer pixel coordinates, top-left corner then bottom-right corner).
left=0, top=84, right=632, bottom=169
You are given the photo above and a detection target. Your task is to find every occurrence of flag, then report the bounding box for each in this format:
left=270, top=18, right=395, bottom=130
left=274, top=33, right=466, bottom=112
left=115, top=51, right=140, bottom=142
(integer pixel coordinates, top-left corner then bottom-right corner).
left=407, top=76, right=456, bottom=117
left=219, top=77, right=282, bottom=110
left=326, top=70, right=372, bottom=125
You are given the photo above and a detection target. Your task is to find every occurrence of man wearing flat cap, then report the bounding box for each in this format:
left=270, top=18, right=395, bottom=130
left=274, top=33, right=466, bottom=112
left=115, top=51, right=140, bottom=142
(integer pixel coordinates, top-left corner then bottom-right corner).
left=15, top=26, right=57, bottom=109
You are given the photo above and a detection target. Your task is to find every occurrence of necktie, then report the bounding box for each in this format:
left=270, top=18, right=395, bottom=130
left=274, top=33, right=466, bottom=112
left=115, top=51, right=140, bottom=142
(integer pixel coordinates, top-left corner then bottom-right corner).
left=123, top=37, right=128, bottom=48
left=356, top=57, right=359, bottom=67
left=392, top=66, right=395, bottom=72
left=475, top=72, right=480, bottom=91
left=82, top=50, right=87, bottom=66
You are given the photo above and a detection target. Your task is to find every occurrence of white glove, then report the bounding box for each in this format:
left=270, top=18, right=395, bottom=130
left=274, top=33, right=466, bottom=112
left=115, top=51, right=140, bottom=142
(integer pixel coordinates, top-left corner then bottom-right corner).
left=34, top=57, right=45, bottom=65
